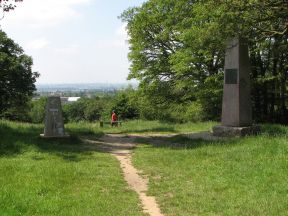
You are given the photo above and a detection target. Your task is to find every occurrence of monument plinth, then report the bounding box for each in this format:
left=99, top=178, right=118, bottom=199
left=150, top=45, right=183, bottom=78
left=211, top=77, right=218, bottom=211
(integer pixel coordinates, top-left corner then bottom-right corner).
left=213, top=37, right=260, bottom=137
left=40, top=96, right=69, bottom=138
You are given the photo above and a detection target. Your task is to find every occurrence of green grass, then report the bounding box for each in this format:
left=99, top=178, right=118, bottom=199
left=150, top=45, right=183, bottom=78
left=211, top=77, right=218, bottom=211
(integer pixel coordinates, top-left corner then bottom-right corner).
left=2, top=119, right=287, bottom=215
left=67, top=120, right=216, bottom=135
left=0, top=120, right=145, bottom=216
left=132, top=124, right=288, bottom=216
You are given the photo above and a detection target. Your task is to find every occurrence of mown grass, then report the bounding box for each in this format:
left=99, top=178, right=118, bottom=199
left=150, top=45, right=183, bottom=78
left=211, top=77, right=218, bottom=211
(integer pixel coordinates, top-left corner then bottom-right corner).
left=132, top=124, right=288, bottom=216
left=67, top=120, right=216, bottom=135
left=2, top=119, right=287, bottom=215
left=0, top=120, right=145, bottom=216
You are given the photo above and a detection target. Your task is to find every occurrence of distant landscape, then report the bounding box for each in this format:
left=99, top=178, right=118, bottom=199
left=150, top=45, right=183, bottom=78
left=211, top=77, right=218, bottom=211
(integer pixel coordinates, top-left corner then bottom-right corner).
left=36, top=83, right=138, bottom=92
left=36, top=83, right=138, bottom=97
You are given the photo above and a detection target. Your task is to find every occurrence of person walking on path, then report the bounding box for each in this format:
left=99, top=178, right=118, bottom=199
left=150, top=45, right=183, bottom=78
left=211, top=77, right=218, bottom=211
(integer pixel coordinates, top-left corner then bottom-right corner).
left=111, top=110, right=118, bottom=127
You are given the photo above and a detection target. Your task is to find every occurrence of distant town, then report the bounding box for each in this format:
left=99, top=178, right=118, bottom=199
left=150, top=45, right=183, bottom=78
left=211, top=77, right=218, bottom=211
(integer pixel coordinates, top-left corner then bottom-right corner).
left=35, top=83, right=138, bottom=99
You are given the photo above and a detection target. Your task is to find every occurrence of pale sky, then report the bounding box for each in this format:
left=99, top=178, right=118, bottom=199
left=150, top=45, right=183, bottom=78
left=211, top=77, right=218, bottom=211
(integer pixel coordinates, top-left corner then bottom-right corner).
left=0, top=0, right=145, bottom=84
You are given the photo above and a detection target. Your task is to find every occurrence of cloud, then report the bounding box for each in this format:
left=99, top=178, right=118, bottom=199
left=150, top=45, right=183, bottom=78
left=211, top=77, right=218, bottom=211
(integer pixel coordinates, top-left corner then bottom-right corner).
left=116, top=23, right=128, bottom=38
left=2, top=0, right=92, bottom=27
left=25, top=38, right=49, bottom=50
left=92, top=23, right=129, bottom=49
left=53, top=44, right=80, bottom=55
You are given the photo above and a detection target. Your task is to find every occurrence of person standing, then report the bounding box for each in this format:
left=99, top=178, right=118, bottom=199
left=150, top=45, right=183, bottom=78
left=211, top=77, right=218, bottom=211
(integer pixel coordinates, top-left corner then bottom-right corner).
left=111, top=110, right=118, bottom=127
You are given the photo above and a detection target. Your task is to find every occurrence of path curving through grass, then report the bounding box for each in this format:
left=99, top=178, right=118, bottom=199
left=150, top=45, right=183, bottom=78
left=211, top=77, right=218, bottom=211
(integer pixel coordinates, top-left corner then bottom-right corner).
left=83, top=134, right=165, bottom=216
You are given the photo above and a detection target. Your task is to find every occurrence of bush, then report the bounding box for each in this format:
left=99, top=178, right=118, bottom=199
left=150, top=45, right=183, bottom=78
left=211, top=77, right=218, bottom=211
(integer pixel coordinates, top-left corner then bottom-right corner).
left=168, top=102, right=204, bottom=123
left=1, top=106, right=31, bottom=122
left=84, top=98, right=104, bottom=121
left=197, top=73, right=223, bottom=121
left=110, top=91, right=139, bottom=120
left=63, top=97, right=106, bottom=122
left=62, top=100, right=86, bottom=122
left=29, top=97, right=47, bottom=123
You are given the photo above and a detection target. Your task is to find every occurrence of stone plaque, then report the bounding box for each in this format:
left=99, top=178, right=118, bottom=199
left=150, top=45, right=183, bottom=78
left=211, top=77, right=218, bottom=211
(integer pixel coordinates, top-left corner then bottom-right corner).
left=225, top=69, right=238, bottom=84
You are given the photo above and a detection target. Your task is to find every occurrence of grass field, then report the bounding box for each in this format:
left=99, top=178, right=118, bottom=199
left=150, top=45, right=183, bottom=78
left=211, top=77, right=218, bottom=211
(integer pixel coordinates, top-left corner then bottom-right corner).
left=0, top=120, right=145, bottom=216
left=132, top=124, right=288, bottom=215
left=1, top=120, right=287, bottom=215
left=67, top=120, right=216, bottom=135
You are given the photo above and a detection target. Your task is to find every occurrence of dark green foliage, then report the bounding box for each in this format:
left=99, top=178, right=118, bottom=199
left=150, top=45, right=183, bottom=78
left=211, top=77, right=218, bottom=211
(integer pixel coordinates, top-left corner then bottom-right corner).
left=111, top=92, right=139, bottom=120
left=196, top=73, right=224, bottom=121
left=0, top=30, right=39, bottom=120
left=83, top=97, right=104, bottom=121
left=28, top=97, right=47, bottom=123
left=121, top=0, right=288, bottom=123
left=62, top=99, right=87, bottom=122
left=110, top=87, right=140, bottom=120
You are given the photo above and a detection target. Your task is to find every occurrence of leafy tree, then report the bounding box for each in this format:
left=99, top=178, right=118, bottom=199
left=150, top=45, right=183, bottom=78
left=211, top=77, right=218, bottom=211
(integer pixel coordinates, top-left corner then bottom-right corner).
left=121, top=0, right=224, bottom=120
left=0, top=30, right=39, bottom=120
left=121, top=0, right=288, bottom=123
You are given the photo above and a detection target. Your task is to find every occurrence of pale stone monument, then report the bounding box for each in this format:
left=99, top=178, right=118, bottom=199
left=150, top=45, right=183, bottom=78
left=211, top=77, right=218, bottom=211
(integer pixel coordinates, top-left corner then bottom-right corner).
left=213, top=37, right=260, bottom=136
left=40, top=96, right=69, bottom=138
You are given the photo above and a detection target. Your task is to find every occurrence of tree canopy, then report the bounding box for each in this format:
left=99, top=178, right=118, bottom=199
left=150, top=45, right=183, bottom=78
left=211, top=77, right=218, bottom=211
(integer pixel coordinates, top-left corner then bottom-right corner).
left=121, top=0, right=288, bottom=123
left=0, top=30, right=39, bottom=120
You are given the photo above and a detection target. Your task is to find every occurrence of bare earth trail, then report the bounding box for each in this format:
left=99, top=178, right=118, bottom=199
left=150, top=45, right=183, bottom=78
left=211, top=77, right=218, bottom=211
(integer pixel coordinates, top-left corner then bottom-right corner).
left=83, top=134, right=165, bottom=216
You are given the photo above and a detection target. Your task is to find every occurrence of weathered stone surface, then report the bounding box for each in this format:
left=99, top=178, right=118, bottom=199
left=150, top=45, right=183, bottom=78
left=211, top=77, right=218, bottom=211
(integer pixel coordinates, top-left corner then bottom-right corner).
left=213, top=37, right=260, bottom=137
left=40, top=96, right=69, bottom=138
left=212, top=125, right=260, bottom=137
left=221, top=37, right=252, bottom=127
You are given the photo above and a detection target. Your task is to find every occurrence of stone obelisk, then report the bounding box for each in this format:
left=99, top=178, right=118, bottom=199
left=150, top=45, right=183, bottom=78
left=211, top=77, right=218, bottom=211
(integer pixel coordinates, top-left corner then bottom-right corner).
left=40, top=96, right=69, bottom=138
left=213, top=37, right=259, bottom=136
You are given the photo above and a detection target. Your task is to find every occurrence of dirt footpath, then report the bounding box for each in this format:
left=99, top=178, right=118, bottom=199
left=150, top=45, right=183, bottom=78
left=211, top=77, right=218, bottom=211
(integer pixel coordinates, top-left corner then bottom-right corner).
left=84, top=134, right=164, bottom=216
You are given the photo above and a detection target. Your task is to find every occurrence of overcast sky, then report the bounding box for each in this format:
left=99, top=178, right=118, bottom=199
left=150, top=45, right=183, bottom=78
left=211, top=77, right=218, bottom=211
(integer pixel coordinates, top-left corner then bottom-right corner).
left=0, top=0, right=145, bottom=84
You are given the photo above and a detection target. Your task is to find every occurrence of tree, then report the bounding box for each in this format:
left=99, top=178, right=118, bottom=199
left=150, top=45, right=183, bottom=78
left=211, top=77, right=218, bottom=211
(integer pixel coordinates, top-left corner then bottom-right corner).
left=0, top=0, right=22, bottom=20
left=121, top=0, right=225, bottom=120
left=0, top=30, right=39, bottom=120
left=29, top=97, right=47, bottom=123
left=121, top=0, right=288, bottom=123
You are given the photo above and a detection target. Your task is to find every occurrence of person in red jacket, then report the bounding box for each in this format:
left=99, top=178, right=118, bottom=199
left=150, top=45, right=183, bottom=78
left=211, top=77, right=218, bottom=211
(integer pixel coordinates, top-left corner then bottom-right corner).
left=111, top=110, right=118, bottom=127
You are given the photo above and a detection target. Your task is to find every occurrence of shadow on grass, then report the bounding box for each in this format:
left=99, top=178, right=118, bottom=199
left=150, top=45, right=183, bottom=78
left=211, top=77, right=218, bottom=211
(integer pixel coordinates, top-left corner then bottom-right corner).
left=133, top=124, right=288, bottom=150
left=107, top=127, right=177, bottom=134
left=1, top=121, right=287, bottom=156
left=0, top=121, right=105, bottom=161
left=133, top=135, right=234, bottom=150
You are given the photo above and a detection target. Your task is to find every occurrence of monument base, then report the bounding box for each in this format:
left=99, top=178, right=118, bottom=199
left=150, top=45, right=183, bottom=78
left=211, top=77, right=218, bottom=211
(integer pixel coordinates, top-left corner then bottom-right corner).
left=40, top=134, right=70, bottom=138
left=212, top=125, right=260, bottom=137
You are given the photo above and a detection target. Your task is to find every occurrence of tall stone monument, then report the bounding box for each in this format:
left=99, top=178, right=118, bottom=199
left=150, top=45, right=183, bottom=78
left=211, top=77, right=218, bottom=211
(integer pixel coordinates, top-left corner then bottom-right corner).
left=213, top=37, right=259, bottom=136
left=40, top=96, right=69, bottom=138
